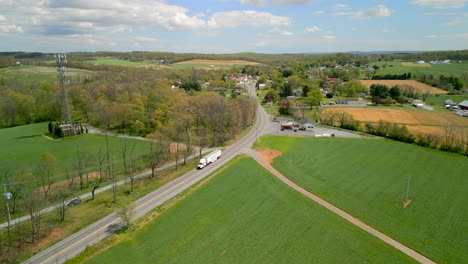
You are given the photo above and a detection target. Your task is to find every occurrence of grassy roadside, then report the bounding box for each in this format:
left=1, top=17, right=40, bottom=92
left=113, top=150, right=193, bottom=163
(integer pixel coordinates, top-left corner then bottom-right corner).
left=0, top=158, right=197, bottom=263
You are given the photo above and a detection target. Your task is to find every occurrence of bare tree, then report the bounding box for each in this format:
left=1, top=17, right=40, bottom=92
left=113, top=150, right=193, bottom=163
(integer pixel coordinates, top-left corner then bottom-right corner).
left=56, top=186, right=71, bottom=222
left=96, top=147, right=105, bottom=183
left=148, top=140, right=168, bottom=179
left=421, top=87, right=431, bottom=102
left=128, top=141, right=137, bottom=194
left=75, top=147, right=85, bottom=190
left=120, top=138, right=129, bottom=178
left=110, top=153, right=117, bottom=203
left=182, top=121, right=193, bottom=165
left=2, top=168, right=24, bottom=215
left=36, top=152, right=56, bottom=200
left=24, top=192, right=45, bottom=243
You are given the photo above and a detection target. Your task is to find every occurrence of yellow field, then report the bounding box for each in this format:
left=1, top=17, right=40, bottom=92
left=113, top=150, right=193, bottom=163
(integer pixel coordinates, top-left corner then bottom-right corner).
left=401, top=62, right=432, bottom=67
left=175, top=59, right=260, bottom=65
left=359, top=80, right=447, bottom=95
left=323, top=107, right=468, bottom=139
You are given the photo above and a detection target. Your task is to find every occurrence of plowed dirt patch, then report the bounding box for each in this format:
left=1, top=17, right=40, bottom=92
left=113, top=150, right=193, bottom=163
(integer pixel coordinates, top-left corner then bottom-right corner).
left=359, top=80, right=447, bottom=95
left=257, top=149, right=282, bottom=164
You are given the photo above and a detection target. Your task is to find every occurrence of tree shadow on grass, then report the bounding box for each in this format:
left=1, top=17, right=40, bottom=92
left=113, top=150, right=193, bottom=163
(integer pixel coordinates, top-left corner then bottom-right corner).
left=16, top=134, right=41, bottom=139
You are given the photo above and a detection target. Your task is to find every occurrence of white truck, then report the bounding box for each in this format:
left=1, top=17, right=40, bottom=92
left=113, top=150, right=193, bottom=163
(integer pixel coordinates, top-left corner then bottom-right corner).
left=197, top=149, right=221, bottom=169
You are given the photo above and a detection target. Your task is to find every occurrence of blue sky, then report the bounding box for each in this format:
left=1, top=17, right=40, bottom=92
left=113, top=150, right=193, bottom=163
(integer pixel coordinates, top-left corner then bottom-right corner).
left=0, top=0, right=467, bottom=53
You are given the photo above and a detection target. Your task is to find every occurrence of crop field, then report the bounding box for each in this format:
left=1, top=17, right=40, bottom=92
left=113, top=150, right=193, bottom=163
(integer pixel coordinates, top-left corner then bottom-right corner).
left=256, top=136, right=468, bottom=263
left=370, top=61, right=468, bottom=79
left=172, top=59, right=260, bottom=69
left=400, top=62, right=432, bottom=67
left=0, top=65, right=94, bottom=87
left=87, top=157, right=414, bottom=264
left=87, top=57, right=154, bottom=67
left=359, top=80, right=447, bottom=94
left=322, top=107, right=468, bottom=139
left=0, top=123, right=153, bottom=183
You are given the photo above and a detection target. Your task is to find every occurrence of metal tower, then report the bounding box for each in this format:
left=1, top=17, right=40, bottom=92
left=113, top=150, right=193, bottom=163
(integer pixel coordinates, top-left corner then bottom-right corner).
left=56, top=53, right=72, bottom=124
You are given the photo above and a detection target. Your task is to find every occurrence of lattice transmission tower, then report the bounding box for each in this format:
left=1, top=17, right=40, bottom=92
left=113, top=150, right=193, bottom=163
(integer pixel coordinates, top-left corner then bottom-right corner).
left=56, top=53, right=72, bottom=124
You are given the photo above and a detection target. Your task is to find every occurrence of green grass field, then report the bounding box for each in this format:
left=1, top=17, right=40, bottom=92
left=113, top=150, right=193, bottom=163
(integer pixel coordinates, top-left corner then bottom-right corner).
left=255, top=136, right=467, bottom=263
left=0, top=123, right=153, bottom=183
left=370, top=61, right=468, bottom=80
left=0, top=65, right=94, bottom=87
left=86, top=157, right=414, bottom=264
left=170, top=63, right=235, bottom=69
left=87, top=57, right=153, bottom=67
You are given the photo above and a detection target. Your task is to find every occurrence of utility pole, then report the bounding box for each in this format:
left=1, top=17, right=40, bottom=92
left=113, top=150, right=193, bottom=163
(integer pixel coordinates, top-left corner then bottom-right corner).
left=2, top=183, right=11, bottom=225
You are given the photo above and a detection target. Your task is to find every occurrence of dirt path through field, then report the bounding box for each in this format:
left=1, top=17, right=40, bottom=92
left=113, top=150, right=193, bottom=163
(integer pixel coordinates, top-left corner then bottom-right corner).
left=248, top=149, right=436, bottom=264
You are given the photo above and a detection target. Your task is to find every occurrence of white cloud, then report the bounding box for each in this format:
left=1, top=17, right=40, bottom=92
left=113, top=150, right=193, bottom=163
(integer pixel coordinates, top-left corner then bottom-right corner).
left=0, top=1, right=292, bottom=37
left=305, top=25, right=321, bottom=33
left=267, top=28, right=293, bottom=36
left=87, top=38, right=118, bottom=46
left=313, top=10, right=325, bottom=15
left=207, top=11, right=291, bottom=28
left=332, top=4, right=350, bottom=10
left=241, top=0, right=268, bottom=7
left=0, top=24, right=24, bottom=33
left=411, top=0, right=466, bottom=9
left=321, top=35, right=336, bottom=40
left=424, top=33, right=468, bottom=38
left=443, top=17, right=465, bottom=25
left=132, top=37, right=162, bottom=43
left=275, top=0, right=320, bottom=5
left=355, top=5, right=392, bottom=19
left=382, top=28, right=392, bottom=33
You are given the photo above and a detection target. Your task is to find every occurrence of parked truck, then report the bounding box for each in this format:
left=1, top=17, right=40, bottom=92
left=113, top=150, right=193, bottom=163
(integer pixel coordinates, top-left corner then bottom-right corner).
left=197, top=149, right=221, bottom=169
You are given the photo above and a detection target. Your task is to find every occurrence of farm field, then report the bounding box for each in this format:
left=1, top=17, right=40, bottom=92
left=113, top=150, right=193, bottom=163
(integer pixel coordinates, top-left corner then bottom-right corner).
left=0, top=123, right=153, bottom=182
left=172, top=59, right=260, bottom=69
left=0, top=65, right=94, bottom=87
left=87, top=57, right=154, bottom=67
left=370, top=61, right=468, bottom=78
left=322, top=107, right=468, bottom=139
left=359, top=80, right=447, bottom=94
left=86, top=157, right=414, bottom=264
left=255, top=136, right=468, bottom=263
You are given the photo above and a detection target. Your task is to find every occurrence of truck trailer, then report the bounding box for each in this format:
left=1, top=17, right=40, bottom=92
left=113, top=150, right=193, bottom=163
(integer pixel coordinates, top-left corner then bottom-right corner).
left=197, top=149, right=221, bottom=169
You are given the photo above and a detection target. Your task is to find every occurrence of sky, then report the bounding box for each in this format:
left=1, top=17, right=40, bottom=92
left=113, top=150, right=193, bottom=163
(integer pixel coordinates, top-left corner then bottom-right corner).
left=0, top=0, right=467, bottom=53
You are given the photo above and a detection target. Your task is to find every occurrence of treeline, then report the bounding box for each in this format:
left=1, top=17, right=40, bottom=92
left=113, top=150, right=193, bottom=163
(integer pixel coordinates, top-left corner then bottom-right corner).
left=372, top=73, right=412, bottom=80
left=317, top=110, right=468, bottom=156
left=417, top=74, right=464, bottom=91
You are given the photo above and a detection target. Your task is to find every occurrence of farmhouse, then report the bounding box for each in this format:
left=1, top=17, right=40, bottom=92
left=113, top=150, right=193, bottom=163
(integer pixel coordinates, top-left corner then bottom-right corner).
left=412, top=100, right=424, bottom=107
left=335, top=98, right=366, bottom=106
left=459, top=100, right=468, bottom=110
left=297, top=119, right=314, bottom=131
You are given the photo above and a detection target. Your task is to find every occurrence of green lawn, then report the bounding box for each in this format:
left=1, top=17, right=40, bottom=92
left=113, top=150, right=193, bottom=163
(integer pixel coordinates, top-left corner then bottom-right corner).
left=370, top=61, right=468, bottom=81
left=87, top=57, right=153, bottom=67
left=424, top=94, right=468, bottom=111
left=255, top=136, right=467, bottom=263
left=0, top=123, right=153, bottom=182
left=0, top=65, right=94, bottom=87
left=86, top=157, right=414, bottom=264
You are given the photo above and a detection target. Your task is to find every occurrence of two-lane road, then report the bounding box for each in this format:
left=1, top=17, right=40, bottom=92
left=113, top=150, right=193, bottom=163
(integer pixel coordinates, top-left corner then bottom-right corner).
left=24, top=80, right=269, bottom=264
